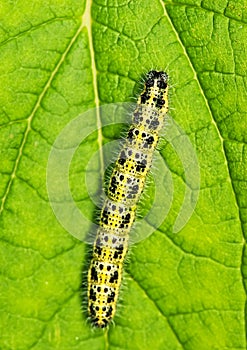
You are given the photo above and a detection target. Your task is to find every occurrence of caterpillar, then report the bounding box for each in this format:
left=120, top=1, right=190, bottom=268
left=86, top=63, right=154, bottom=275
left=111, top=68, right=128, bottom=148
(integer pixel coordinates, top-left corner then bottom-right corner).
left=87, top=70, right=169, bottom=328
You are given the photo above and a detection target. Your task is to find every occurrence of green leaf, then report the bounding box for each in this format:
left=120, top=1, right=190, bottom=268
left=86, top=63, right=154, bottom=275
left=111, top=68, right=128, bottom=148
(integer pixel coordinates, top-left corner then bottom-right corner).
left=0, top=1, right=246, bottom=349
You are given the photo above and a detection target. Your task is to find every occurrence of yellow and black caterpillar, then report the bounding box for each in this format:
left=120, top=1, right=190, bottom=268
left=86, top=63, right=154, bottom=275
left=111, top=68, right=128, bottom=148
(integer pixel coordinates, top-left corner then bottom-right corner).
left=87, top=70, right=169, bottom=328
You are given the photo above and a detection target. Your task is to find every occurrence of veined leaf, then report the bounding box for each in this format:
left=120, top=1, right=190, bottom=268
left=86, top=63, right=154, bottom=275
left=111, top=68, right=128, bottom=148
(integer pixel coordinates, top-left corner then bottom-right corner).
left=0, top=1, right=246, bottom=349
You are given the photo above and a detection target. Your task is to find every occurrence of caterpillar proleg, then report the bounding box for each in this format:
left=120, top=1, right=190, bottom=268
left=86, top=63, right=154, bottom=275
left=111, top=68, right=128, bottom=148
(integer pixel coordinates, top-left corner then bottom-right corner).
left=87, top=70, right=169, bottom=328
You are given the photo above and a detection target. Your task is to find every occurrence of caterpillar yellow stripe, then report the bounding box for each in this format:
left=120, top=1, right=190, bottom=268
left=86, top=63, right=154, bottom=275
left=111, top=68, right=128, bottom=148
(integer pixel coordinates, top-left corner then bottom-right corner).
left=87, top=70, right=169, bottom=328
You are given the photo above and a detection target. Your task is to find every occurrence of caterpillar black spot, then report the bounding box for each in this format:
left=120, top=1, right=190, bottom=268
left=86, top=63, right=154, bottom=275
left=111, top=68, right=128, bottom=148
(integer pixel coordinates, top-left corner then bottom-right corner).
left=87, top=70, right=169, bottom=328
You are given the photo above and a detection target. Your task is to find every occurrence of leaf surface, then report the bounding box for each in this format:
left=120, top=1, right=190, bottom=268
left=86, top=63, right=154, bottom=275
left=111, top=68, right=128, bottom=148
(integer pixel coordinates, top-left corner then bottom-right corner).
left=0, top=1, right=246, bottom=349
